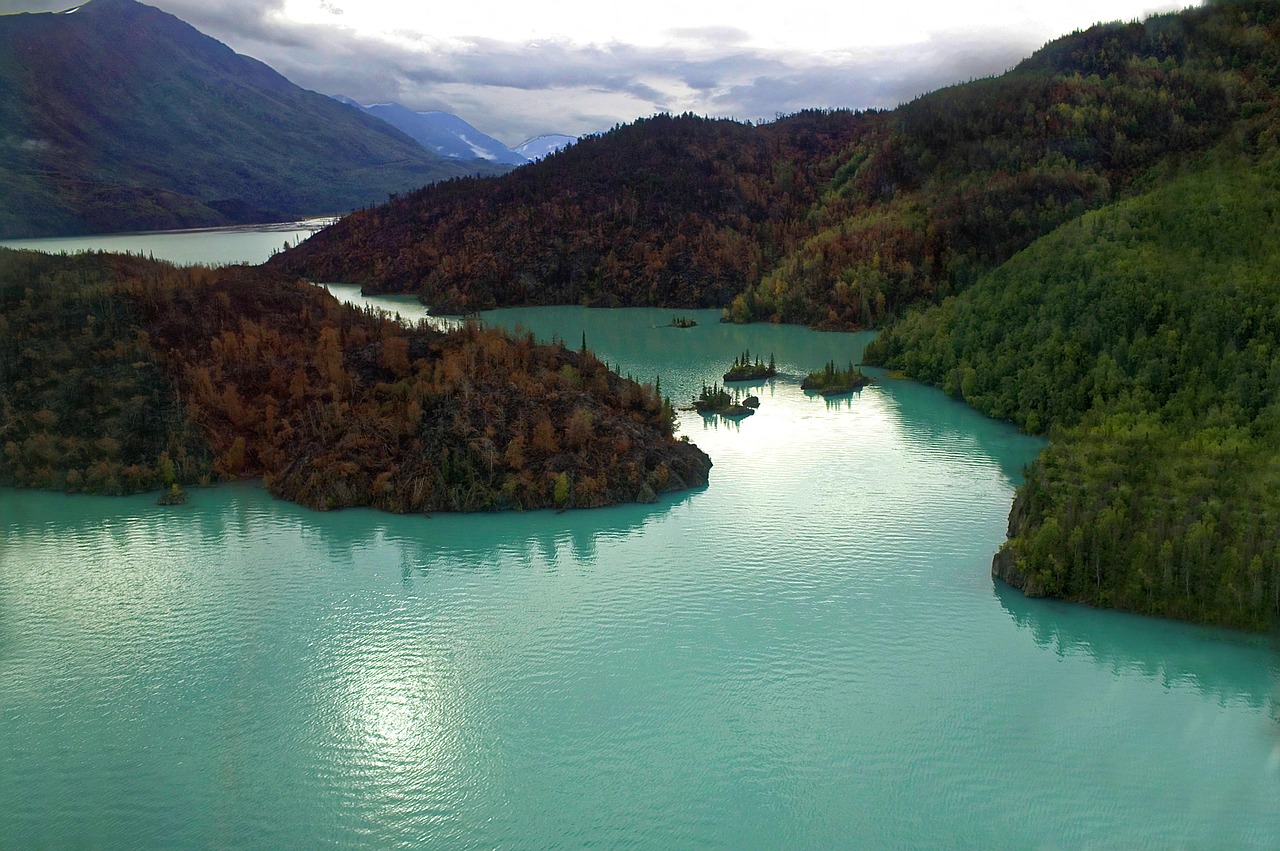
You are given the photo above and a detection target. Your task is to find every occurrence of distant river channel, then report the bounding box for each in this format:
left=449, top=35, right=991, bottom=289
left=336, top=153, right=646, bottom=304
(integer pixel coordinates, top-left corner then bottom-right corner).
left=2, top=225, right=1277, bottom=847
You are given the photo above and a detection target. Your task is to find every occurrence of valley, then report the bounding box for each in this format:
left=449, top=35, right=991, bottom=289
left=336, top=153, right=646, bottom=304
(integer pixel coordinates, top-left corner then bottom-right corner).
left=3, top=0, right=1280, bottom=845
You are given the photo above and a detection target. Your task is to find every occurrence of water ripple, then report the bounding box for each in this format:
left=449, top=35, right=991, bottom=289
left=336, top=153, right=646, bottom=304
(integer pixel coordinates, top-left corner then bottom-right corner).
left=1, top=310, right=1277, bottom=848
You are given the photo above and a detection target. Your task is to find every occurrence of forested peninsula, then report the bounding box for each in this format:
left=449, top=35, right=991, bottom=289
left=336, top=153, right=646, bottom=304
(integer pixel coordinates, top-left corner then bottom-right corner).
left=866, top=145, right=1280, bottom=630
left=0, top=249, right=709, bottom=512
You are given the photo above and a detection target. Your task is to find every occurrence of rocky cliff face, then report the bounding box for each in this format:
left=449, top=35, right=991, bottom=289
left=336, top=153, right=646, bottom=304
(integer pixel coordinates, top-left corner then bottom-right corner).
left=991, top=488, right=1044, bottom=597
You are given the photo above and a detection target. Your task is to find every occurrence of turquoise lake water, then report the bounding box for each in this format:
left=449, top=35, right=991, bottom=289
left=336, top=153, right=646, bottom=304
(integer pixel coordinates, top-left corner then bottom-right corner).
left=1, top=231, right=1278, bottom=847
left=0, top=218, right=333, bottom=267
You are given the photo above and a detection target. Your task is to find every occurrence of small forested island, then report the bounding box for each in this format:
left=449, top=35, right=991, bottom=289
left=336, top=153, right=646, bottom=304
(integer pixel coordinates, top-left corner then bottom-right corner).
left=801, top=361, right=870, bottom=395
left=722, top=350, right=777, bottom=382
left=0, top=249, right=710, bottom=513
left=156, top=483, right=190, bottom=506
left=692, top=383, right=755, bottom=418
left=667, top=316, right=697, bottom=328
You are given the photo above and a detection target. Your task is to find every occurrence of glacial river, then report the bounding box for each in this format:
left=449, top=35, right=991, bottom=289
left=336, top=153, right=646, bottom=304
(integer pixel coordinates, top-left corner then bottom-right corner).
left=1, top=228, right=1277, bottom=847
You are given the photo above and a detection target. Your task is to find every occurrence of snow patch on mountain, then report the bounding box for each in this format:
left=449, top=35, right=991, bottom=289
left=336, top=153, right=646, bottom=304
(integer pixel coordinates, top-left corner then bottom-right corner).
left=333, top=98, right=528, bottom=166
left=331, top=97, right=578, bottom=168
left=515, top=134, right=578, bottom=161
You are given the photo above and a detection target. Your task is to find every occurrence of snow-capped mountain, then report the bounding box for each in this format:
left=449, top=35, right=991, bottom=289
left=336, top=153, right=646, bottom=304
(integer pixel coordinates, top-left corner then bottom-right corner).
left=333, top=98, right=529, bottom=166
left=333, top=97, right=578, bottom=166
left=515, top=134, right=578, bottom=161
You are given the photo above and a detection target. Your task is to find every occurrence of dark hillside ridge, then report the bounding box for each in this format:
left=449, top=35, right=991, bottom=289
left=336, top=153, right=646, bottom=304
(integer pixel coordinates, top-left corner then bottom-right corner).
left=272, top=110, right=876, bottom=313
left=0, top=0, right=506, bottom=238
left=0, top=248, right=709, bottom=512
left=279, top=2, right=1274, bottom=329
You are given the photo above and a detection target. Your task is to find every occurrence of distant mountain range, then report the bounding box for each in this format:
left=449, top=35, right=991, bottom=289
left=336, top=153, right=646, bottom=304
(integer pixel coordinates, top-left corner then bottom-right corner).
left=0, top=0, right=509, bottom=238
left=334, top=97, right=576, bottom=165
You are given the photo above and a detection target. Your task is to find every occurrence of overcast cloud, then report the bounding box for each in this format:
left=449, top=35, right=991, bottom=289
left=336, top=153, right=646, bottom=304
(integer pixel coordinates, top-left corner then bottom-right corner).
left=1, top=0, right=1193, bottom=144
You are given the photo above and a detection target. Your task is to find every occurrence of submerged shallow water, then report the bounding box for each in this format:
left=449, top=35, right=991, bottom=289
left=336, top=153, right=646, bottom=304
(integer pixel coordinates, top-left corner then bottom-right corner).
left=1, top=231, right=1277, bottom=846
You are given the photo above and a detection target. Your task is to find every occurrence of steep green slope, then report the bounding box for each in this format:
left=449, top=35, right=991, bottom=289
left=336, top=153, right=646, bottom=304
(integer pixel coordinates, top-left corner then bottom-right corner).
left=735, top=3, right=1278, bottom=326
left=865, top=144, right=1280, bottom=629
left=0, top=0, right=505, bottom=238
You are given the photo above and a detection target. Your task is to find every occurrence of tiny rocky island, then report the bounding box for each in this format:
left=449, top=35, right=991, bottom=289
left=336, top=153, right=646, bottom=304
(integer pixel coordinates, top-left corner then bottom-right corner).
left=801, top=361, right=870, bottom=396
left=722, top=350, right=776, bottom=382
left=692, top=383, right=756, bottom=418
left=667, top=316, right=697, bottom=328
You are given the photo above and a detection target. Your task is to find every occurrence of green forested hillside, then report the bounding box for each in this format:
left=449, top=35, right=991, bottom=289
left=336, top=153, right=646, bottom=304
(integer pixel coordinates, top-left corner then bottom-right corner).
left=0, top=0, right=504, bottom=238
left=0, top=249, right=709, bottom=512
left=733, top=3, right=1277, bottom=326
left=865, top=144, right=1280, bottom=629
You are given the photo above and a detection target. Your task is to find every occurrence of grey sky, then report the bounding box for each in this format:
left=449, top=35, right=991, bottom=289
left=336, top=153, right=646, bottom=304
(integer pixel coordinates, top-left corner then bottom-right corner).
left=1, top=0, right=1193, bottom=145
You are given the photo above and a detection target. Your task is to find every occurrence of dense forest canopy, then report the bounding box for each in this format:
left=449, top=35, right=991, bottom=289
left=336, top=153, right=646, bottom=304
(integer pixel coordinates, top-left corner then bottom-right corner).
left=273, top=110, right=875, bottom=314
left=866, top=142, right=1280, bottom=630
left=0, top=249, right=709, bottom=512
left=732, top=3, right=1280, bottom=326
